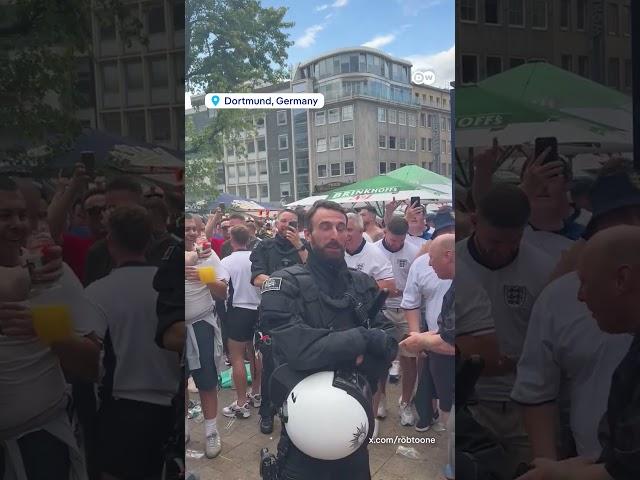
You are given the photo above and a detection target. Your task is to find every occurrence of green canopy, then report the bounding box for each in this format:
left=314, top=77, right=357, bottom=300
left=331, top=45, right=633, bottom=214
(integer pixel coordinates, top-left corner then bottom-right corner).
left=386, top=165, right=450, bottom=186
left=325, top=174, right=449, bottom=204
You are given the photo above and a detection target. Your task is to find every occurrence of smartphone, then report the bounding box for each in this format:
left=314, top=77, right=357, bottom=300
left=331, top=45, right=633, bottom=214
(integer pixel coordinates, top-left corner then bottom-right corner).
left=288, top=221, right=298, bottom=230
left=534, top=137, right=558, bottom=164
left=410, top=196, right=421, bottom=207
left=218, top=203, right=226, bottom=212
left=80, top=151, right=95, bottom=176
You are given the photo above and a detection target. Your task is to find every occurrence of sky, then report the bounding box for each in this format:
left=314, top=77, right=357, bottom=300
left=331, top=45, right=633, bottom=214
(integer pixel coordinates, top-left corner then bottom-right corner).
left=263, top=0, right=454, bottom=87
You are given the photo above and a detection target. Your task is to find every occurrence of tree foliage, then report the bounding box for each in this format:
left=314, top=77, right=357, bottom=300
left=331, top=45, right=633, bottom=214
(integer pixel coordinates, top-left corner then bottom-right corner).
left=185, top=0, right=293, bottom=201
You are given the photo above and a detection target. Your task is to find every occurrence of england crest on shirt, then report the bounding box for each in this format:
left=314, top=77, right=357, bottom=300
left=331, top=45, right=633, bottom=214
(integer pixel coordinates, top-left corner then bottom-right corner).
left=356, top=263, right=365, bottom=271
left=504, top=285, right=528, bottom=307
left=397, top=259, right=408, bottom=268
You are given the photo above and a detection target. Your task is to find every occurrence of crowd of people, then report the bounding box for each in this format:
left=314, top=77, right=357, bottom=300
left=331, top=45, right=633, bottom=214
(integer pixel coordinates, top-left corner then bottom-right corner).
left=184, top=195, right=456, bottom=479
left=455, top=145, right=640, bottom=480
left=0, top=163, right=184, bottom=480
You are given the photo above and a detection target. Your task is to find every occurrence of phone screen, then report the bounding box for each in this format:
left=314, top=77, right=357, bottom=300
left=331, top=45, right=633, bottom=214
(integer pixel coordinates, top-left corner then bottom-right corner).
left=410, top=196, right=421, bottom=207
left=534, top=137, right=558, bottom=164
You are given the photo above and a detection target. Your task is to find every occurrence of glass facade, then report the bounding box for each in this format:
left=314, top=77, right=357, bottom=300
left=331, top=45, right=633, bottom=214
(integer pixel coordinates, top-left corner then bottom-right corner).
left=309, top=52, right=410, bottom=83
left=317, top=78, right=416, bottom=105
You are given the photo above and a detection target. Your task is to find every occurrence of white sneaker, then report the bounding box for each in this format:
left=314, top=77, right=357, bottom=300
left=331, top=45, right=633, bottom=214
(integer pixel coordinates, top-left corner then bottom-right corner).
left=399, top=402, right=415, bottom=426
left=376, top=395, right=387, bottom=419
left=431, top=422, right=446, bottom=432
left=222, top=401, right=251, bottom=419
left=389, top=360, right=400, bottom=377
left=247, top=392, right=262, bottom=408
left=205, top=432, right=222, bottom=458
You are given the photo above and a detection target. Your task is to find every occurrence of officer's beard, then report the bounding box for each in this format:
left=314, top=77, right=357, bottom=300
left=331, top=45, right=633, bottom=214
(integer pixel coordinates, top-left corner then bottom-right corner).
left=310, top=240, right=346, bottom=266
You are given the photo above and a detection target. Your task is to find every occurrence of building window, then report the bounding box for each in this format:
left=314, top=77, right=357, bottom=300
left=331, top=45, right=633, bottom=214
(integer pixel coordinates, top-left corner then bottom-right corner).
left=409, top=137, right=416, bottom=151
left=608, top=57, right=620, bottom=89
left=578, top=56, right=590, bottom=77
left=330, top=163, right=341, bottom=177
left=248, top=163, right=257, bottom=177
left=378, top=107, right=386, bottom=122
left=315, top=111, right=326, bottom=126
left=328, top=108, right=339, bottom=123
left=344, top=161, right=355, bottom=175
left=278, top=134, right=288, bottom=150
left=485, top=0, right=500, bottom=24
left=256, top=117, right=265, bottom=129
left=608, top=3, right=619, bottom=35
left=428, top=138, right=433, bottom=151
left=443, top=99, right=447, bottom=109
left=421, top=137, right=427, bottom=151
left=398, top=138, right=406, bottom=150
left=259, top=160, right=268, bottom=175
left=379, top=135, right=387, bottom=149
left=342, top=105, right=353, bottom=121
left=389, top=162, right=397, bottom=171
left=420, top=113, right=427, bottom=127
left=442, top=140, right=447, bottom=154
left=227, top=186, right=237, bottom=196
left=510, top=57, right=526, bottom=69
left=560, top=0, right=570, bottom=29
left=389, top=136, right=397, bottom=149
left=576, top=0, right=586, bottom=30
left=486, top=56, right=503, bottom=77
left=398, top=111, right=407, bottom=125
left=623, top=5, right=631, bottom=35
left=280, top=182, right=291, bottom=198
left=330, top=135, right=340, bottom=150
left=388, top=109, right=397, bottom=124
left=147, top=6, right=165, bottom=34
left=228, top=165, right=236, bottom=180
left=277, top=110, right=287, bottom=125
left=150, top=58, right=169, bottom=88
left=561, top=54, right=573, bottom=72
left=460, top=0, right=477, bottom=22
left=379, top=162, right=387, bottom=174
left=102, top=63, right=119, bottom=93
left=100, top=21, right=116, bottom=41
left=408, top=113, right=416, bottom=127
left=532, top=0, right=548, bottom=29
left=246, top=140, right=255, bottom=154
left=238, top=164, right=247, bottom=179
left=174, top=2, right=185, bottom=31
left=279, top=158, right=289, bottom=174
left=125, top=61, right=143, bottom=90
left=343, top=134, right=354, bottom=149
left=257, top=138, right=266, bottom=152
left=625, top=59, right=632, bottom=89
left=508, top=0, right=524, bottom=26
left=317, top=164, right=328, bottom=178
left=238, top=186, right=247, bottom=198
left=260, top=184, right=269, bottom=198
left=461, top=55, right=479, bottom=84
left=437, top=98, right=440, bottom=107
left=150, top=109, right=170, bottom=142
left=316, top=137, right=327, bottom=152
left=430, top=95, right=434, bottom=104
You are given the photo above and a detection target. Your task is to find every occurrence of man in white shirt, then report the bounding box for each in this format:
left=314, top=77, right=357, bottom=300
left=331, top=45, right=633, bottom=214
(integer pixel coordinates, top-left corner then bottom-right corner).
left=85, top=205, right=181, bottom=480
left=184, top=214, right=230, bottom=459
left=512, top=170, right=640, bottom=460
left=221, top=225, right=262, bottom=420
left=357, top=205, right=383, bottom=242
left=375, top=216, right=420, bottom=426
left=457, top=183, right=555, bottom=478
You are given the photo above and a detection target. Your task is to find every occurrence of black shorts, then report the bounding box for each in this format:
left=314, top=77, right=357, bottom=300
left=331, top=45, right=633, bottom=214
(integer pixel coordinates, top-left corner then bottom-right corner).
left=188, top=320, right=219, bottom=391
left=98, top=398, right=174, bottom=480
left=224, top=307, right=259, bottom=342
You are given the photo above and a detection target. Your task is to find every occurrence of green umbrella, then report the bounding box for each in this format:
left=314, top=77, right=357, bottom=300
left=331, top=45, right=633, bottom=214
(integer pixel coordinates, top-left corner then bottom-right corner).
left=386, top=165, right=450, bottom=186
left=326, top=174, right=449, bottom=204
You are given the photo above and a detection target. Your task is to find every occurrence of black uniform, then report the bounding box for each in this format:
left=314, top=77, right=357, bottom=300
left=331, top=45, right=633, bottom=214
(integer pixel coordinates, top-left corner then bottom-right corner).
left=153, top=239, right=185, bottom=480
left=250, top=234, right=305, bottom=422
left=259, top=250, right=398, bottom=480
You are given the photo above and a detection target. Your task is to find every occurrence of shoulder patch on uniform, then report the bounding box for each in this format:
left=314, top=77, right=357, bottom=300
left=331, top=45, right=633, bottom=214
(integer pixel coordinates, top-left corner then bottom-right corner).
left=261, top=277, right=283, bottom=293
left=161, top=245, right=176, bottom=261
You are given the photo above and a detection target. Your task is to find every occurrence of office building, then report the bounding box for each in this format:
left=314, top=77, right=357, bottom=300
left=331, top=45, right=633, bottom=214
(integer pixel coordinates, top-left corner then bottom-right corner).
left=457, top=0, right=632, bottom=93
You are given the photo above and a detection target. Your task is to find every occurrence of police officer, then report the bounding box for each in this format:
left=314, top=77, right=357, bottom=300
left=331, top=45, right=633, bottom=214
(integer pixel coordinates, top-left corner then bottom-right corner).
left=153, top=234, right=199, bottom=480
left=251, top=209, right=308, bottom=434
left=259, top=200, right=398, bottom=479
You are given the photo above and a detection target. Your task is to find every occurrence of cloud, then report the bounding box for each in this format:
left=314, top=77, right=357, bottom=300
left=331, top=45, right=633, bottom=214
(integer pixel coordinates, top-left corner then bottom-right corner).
left=315, top=4, right=329, bottom=11
left=405, top=45, right=455, bottom=88
left=332, top=0, right=348, bottom=7
left=325, top=13, right=333, bottom=19
left=395, top=0, right=443, bottom=16
left=295, top=24, right=325, bottom=48
left=362, top=34, right=396, bottom=49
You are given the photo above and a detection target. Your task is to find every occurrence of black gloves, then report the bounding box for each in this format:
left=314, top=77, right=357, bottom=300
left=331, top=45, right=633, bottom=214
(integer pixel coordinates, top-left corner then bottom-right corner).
left=363, top=328, right=398, bottom=363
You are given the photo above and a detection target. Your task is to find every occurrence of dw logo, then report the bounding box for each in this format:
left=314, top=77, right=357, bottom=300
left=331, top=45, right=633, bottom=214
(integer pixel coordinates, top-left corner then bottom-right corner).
left=412, top=70, right=436, bottom=85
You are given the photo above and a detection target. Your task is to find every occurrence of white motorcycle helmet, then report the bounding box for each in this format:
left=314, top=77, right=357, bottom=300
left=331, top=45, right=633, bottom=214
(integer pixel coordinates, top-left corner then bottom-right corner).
left=283, top=370, right=374, bottom=461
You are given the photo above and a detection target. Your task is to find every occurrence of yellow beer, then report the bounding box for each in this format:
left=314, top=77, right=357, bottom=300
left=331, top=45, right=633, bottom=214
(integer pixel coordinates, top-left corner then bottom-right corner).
left=197, top=266, right=216, bottom=284
left=32, top=305, right=73, bottom=344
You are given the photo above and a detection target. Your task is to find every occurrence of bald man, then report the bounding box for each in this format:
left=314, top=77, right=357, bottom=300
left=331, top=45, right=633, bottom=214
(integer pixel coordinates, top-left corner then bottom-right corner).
left=518, top=225, right=640, bottom=480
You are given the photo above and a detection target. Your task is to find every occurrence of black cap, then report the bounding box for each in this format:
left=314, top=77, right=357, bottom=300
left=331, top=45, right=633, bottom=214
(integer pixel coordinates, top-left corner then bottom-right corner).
left=432, top=212, right=455, bottom=238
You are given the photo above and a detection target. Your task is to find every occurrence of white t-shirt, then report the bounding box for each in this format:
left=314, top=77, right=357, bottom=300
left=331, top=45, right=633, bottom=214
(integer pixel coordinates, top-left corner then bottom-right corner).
left=456, top=237, right=555, bottom=401
left=404, top=234, right=428, bottom=250
left=363, top=232, right=373, bottom=243
left=221, top=250, right=260, bottom=310
left=511, top=271, right=633, bottom=457
left=0, top=263, right=102, bottom=439
left=375, top=239, right=420, bottom=309
left=400, top=254, right=452, bottom=331
left=522, top=225, right=574, bottom=259
left=85, top=266, right=181, bottom=407
left=345, top=240, right=393, bottom=282
left=185, top=252, right=229, bottom=324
